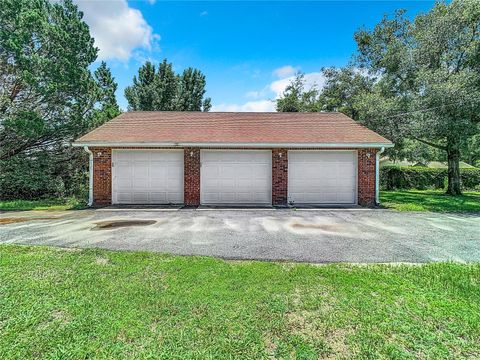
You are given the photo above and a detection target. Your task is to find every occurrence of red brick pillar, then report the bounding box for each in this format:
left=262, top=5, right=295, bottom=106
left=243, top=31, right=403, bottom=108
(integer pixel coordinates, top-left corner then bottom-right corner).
left=184, top=147, right=200, bottom=206
left=92, top=147, right=112, bottom=206
left=272, top=148, right=288, bottom=206
left=357, top=148, right=377, bottom=207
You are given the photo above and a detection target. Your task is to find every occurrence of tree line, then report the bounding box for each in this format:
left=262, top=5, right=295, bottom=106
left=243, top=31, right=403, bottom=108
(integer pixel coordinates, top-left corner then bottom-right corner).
left=276, top=0, right=480, bottom=195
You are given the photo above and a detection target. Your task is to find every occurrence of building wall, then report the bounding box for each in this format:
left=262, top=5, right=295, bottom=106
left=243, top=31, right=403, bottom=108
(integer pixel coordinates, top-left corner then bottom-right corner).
left=272, top=148, right=288, bottom=206
left=184, top=147, right=201, bottom=206
left=357, top=148, right=378, bottom=207
left=91, top=147, right=112, bottom=205
left=90, top=147, right=378, bottom=207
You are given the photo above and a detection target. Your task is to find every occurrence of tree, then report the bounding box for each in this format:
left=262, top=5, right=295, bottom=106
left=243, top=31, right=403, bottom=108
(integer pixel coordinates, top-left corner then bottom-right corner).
left=0, top=0, right=120, bottom=200
left=90, top=61, right=121, bottom=128
left=276, top=67, right=374, bottom=117
left=125, top=61, right=160, bottom=111
left=0, top=0, right=98, bottom=161
left=276, top=74, right=321, bottom=112
left=125, top=59, right=211, bottom=111
left=317, top=67, right=374, bottom=120
left=463, top=134, right=480, bottom=167
left=176, top=68, right=211, bottom=111
left=354, top=1, right=480, bottom=195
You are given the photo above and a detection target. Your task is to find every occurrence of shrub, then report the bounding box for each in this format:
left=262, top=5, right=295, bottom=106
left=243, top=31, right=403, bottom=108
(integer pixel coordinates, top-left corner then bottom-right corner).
left=380, top=166, right=480, bottom=191
left=0, top=155, right=66, bottom=200
left=0, top=150, right=88, bottom=201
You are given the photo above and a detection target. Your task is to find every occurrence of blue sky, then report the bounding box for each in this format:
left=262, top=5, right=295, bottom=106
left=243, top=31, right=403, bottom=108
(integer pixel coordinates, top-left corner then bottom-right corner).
left=77, top=1, right=435, bottom=111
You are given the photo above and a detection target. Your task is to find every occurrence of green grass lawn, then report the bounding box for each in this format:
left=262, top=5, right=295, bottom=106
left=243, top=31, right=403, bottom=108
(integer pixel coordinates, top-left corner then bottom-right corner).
left=1, top=246, right=479, bottom=359
left=380, top=190, right=480, bottom=212
left=0, top=198, right=85, bottom=211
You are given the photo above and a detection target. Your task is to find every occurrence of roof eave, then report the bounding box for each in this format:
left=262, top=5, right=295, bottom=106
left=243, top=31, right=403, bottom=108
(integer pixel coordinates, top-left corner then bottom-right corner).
left=72, top=141, right=394, bottom=149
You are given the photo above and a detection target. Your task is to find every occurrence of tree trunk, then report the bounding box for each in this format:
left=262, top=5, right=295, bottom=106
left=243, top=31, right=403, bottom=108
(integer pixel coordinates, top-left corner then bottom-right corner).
left=446, top=138, right=462, bottom=196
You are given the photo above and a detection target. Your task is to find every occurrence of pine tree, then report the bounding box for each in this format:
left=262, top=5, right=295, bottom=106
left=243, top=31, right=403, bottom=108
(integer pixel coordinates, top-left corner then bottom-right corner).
left=125, top=59, right=211, bottom=111
left=91, top=61, right=121, bottom=128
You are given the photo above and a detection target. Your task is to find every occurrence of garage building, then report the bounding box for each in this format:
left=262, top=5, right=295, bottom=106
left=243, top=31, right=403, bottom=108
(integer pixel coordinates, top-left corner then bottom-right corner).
left=73, top=112, right=393, bottom=207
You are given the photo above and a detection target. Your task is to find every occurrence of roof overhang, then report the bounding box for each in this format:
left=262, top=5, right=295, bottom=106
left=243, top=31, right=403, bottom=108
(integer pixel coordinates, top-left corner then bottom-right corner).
left=73, top=142, right=394, bottom=149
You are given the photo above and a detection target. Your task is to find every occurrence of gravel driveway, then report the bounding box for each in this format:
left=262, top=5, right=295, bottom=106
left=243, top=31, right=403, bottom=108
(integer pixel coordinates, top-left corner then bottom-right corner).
left=0, top=208, right=479, bottom=263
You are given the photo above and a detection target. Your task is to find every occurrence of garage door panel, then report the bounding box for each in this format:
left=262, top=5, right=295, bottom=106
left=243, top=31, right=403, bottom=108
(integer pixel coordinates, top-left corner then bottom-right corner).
left=221, top=193, right=236, bottom=201
left=116, top=164, right=133, bottom=178
left=288, top=151, right=357, bottom=205
left=202, top=193, right=218, bottom=203
left=150, top=192, right=167, bottom=203
left=133, top=165, right=149, bottom=178
left=220, top=165, right=236, bottom=178
left=304, top=166, right=320, bottom=178
left=254, top=193, right=270, bottom=203
left=132, top=152, right=148, bottom=161
left=201, top=150, right=271, bottom=205
left=237, top=178, right=253, bottom=188
left=150, top=166, right=166, bottom=179
left=116, top=193, right=132, bottom=203
left=167, top=165, right=183, bottom=178
left=170, top=193, right=183, bottom=202
left=133, top=192, right=149, bottom=203
left=338, top=164, right=355, bottom=175
left=219, top=179, right=235, bottom=188
left=112, top=150, right=183, bottom=204
left=115, top=152, right=133, bottom=161
left=116, top=179, right=132, bottom=190
left=133, top=178, right=149, bottom=189
left=322, top=193, right=338, bottom=203
left=166, top=178, right=180, bottom=189
left=337, top=192, right=354, bottom=203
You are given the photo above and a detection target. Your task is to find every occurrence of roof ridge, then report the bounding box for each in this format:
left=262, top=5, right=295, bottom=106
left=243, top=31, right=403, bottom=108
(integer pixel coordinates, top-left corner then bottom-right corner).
left=123, top=111, right=344, bottom=115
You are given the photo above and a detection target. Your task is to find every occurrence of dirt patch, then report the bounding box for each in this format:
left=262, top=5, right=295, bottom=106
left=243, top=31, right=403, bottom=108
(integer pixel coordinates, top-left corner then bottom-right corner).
left=324, top=328, right=353, bottom=359
left=284, top=285, right=353, bottom=358
left=95, top=257, right=109, bottom=265
left=38, top=309, right=71, bottom=330
left=0, top=217, right=58, bottom=225
left=286, top=310, right=324, bottom=338
left=92, top=220, right=156, bottom=230
left=285, top=311, right=352, bottom=357
left=264, top=335, right=278, bottom=358
left=291, top=222, right=343, bottom=232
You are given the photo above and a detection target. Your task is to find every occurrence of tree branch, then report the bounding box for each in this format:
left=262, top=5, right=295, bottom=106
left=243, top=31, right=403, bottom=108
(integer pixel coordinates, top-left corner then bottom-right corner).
left=411, top=136, right=447, bottom=151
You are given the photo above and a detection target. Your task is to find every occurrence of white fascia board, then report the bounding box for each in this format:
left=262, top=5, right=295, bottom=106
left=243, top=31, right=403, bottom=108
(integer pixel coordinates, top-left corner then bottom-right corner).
left=73, top=142, right=394, bottom=149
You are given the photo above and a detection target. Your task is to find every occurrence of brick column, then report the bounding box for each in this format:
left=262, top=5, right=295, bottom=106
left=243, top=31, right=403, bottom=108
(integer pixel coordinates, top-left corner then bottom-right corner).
left=357, top=148, right=377, bottom=207
left=92, top=147, right=112, bottom=206
left=272, top=148, right=288, bottom=206
left=184, top=147, right=200, bottom=206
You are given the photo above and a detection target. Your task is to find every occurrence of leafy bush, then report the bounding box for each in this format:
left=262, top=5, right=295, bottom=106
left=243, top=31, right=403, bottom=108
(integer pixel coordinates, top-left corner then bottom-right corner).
left=0, top=155, right=65, bottom=200
left=0, top=150, right=88, bottom=201
left=380, top=166, right=480, bottom=191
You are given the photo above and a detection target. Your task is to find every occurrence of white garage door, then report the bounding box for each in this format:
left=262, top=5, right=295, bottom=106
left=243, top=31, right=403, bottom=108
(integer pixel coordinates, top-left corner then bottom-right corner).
left=201, top=150, right=271, bottom=205
left=112, top=150, right=183, bottom=204
left=288, top=151, right=357, bottom=204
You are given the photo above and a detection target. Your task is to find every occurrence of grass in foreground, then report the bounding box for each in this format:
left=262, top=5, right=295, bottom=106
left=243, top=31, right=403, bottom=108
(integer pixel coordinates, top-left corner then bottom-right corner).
left=0, top=245, right=479, bottom=359
left=0, top=198, right=86, bottom=211
left=380, top=190, right=480, bottom=212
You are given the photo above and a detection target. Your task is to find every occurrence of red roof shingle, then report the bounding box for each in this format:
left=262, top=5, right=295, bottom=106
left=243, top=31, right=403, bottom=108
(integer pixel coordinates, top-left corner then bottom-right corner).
left=75, top=111, right=392, bottom=146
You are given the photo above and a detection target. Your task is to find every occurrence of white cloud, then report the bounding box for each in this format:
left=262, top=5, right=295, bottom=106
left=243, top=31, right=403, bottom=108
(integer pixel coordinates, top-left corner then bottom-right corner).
left=76, top=0, right=159, bottom=61
left=212, top=100, right=275, bottom=112
left=211, top=70, right=326, bottom=113
left=273, top=65, right=299, bottom=78
left=245, top=90, right=263, bottom=98
left=200, top=10, right=208, bottom=16
left=270, top=72, right=326, bottom=98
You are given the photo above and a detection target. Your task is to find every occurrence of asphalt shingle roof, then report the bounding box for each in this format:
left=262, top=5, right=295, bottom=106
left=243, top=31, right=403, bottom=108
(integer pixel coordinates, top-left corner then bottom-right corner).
left=75, top=111, right=393, bottom=146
